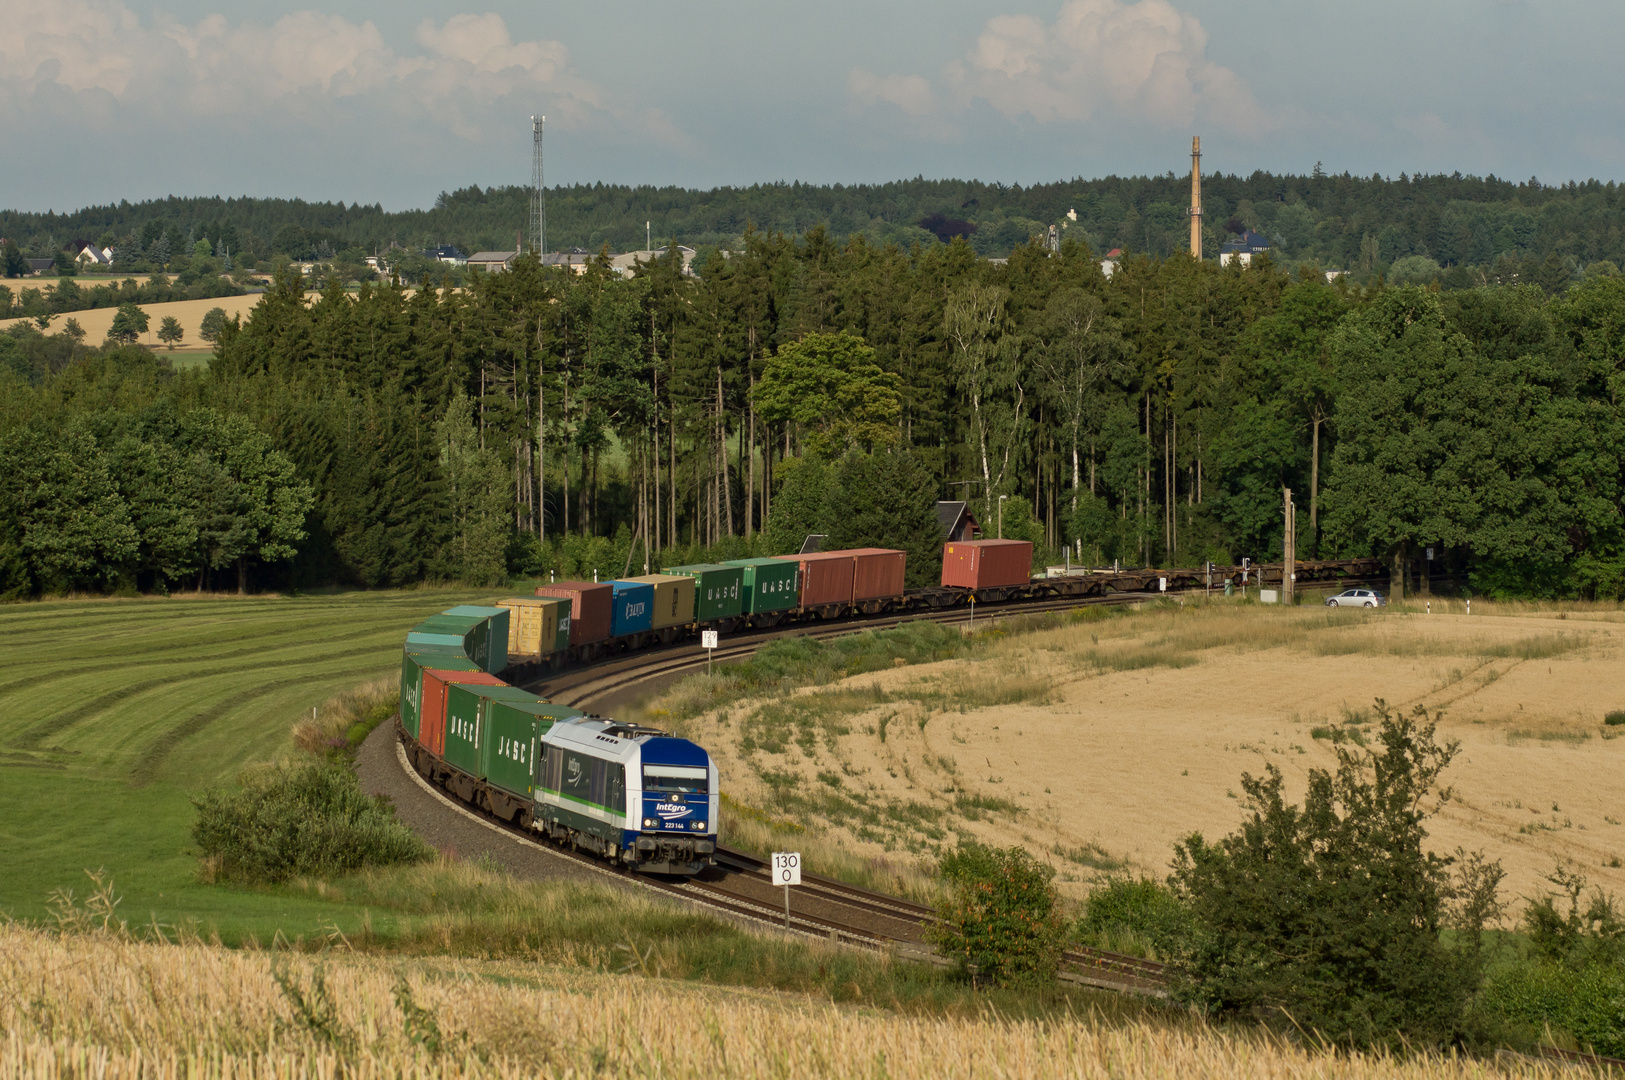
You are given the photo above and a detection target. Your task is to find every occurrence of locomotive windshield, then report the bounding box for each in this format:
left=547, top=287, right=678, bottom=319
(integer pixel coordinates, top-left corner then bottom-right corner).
left=642, top=764, right=708, bottom=794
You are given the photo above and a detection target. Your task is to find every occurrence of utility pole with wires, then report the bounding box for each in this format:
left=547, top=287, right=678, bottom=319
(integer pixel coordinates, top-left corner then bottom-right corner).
left=530, top=115, right=545, bottom=257
left=1283, top=487, right=1297, bottom=604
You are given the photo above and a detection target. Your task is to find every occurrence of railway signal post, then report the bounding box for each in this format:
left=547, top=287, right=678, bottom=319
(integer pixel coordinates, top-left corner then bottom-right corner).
left=772, top=851, right=801, bottom=928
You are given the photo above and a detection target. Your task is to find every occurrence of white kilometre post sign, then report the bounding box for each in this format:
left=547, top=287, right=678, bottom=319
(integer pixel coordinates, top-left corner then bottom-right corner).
left=771, top=851, right=801, bottom=927
left=701, top=629, right=719, bottom=674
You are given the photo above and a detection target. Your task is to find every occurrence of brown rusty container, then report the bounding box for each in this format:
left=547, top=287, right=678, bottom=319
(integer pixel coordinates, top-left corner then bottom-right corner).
left=777, top=550, right=856, bottom=608
left=847, top=548, right=907, bottom=601
left=940, top=539, right=1034, bottom=589
left=419, top=669, right=505, bottom=757
left=535, top=580, right=613, bottom=645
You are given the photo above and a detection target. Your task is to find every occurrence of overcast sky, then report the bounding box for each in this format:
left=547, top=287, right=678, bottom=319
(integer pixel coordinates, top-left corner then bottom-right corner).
left=3, top=0, right=1616, bottom=212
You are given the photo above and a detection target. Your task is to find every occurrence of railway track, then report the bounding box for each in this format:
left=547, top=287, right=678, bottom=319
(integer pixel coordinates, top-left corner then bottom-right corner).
left=524, top=576, right=1397, bottom=711
left=401, top=570, right=1400, bottom=996
left=396, top=727, right=1169, bottom=995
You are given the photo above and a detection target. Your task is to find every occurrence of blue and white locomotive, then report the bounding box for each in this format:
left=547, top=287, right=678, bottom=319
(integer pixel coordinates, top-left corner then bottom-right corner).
left=534, top=717, right=719, bottom=874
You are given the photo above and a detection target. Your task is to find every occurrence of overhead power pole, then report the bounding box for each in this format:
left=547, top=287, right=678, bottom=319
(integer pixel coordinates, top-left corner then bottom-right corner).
left=1189, top=135, right=1203, bottom=260
left=1283, top=487, right=1296, bottom=604
left=530, top=115, right=545, bottom=257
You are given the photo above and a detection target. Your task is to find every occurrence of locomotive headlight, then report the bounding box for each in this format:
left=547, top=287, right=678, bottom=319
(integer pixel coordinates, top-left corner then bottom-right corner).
left=643, top=817, right=657, bottom=828
left=691, top=820, right=706, bottom=831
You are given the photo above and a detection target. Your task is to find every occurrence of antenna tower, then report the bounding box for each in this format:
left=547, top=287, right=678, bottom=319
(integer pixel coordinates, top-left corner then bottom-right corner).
left=530, top=115, right=545, bottom=257
left=1188, top=135, right=1202, bottom=260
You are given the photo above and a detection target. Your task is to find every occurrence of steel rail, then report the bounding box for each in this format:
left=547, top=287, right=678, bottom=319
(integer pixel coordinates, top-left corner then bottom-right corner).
left=402, top=566, right=1417, bottom=995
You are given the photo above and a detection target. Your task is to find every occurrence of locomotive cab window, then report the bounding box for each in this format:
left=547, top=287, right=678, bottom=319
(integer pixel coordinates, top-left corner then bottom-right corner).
left=561, top=752, right=594, bottom=804
left=643, top=764, right=708, bottom=794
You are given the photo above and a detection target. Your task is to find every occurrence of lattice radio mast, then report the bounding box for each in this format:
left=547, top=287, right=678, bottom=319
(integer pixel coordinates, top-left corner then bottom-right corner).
left=530, top=115, right=545, bottom=257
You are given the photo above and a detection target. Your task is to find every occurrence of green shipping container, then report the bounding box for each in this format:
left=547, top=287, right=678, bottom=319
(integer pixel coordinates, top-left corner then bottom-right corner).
left=407, top=614, right=490, bottom=671
left=725, top=557, right=799, bottom=614
left=481, top=699, right=585, bottom=798
left=443, top=605, right=511, bottom=673
left=549, top=598, right=571, bottom=652
left=400, top=647, right=480, bottom=739
left=444, top=683, right=544, bottom=777
left=668, top=563, right=745, bottom=622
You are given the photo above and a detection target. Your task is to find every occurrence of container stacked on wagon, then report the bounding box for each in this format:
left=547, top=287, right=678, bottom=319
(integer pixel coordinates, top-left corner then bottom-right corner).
left=399, top=602, right=719, bottom=874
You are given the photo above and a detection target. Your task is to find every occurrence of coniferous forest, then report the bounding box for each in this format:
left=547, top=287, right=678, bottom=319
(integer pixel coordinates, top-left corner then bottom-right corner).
left=4, top=225, right=1625, bottom=600
left=6, top=169, right=1625, bottom=283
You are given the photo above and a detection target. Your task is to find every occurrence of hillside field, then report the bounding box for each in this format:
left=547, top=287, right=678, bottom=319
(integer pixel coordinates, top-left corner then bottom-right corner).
left=0, top=921, right=1571, bottom=1080
left=0, top=588, right=480, bottom=934
left=664, top=598, right=1625, bottom=905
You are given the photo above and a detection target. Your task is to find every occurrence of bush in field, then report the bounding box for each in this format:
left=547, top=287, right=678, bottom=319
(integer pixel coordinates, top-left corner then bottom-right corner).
left=1171, top=700, right=1504, bottom=1050
left=1482, top=959, right=1625, bottom=1058
left=927, top=842, right=1067, bottom=986
left=1481, top=868, right=1625, bottom=1057
left=192, top=760, right=431, bottom=884
left=1076, top=876, right=1195, bottom=961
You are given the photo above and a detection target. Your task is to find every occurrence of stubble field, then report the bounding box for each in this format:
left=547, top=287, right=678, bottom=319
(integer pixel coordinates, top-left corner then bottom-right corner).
left=670, top=599, right=1625, bottom=904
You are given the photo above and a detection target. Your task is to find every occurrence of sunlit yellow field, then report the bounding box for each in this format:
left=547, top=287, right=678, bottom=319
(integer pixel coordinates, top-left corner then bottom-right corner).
left=676, top=599, right=1625, bottom=903
left=0, top=923, right=1577, bottom=1079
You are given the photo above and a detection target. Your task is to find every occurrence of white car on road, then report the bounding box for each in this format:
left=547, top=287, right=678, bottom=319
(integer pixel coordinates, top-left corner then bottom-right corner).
left=1326, top=588, right=1387, bottom=607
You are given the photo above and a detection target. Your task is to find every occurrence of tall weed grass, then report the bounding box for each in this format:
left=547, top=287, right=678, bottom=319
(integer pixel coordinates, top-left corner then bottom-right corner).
left=291, top=675, right=399, bottom=758
left=0, top=921, right=1582, bottom=1079
left=984, top=602, right=1604, bottom=674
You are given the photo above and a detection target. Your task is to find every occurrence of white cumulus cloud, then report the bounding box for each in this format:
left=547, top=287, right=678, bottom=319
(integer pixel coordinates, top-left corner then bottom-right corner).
left=852, top=0, right=1265, bottom=135
left=0, top=2, right=671, bottom=146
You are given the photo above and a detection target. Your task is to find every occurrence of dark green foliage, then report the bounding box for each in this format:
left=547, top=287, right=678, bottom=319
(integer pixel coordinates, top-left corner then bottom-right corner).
left=107, top=303, right=149, bottom=345
left=11, top=218, right=1625, bottom=598
left=826, top=451, right=945, bottom=588
left=761, top=454, right=834, bottom=556
left=7, top=169, right=1625, bottom=270
left=927, top=842, right=1068, bottom=986
left=1483, top=874, right=1625, bottom=1058
left=1076, top=876, right=1195, bottom=961
left=1522, top=867, right=1625, bottom=969
left=1606, top=711, right=1625, bottom=726
left=0, top=274, right=246, bottom=320
left=753, top=332, right=902, bottom=454
left=1481, top=962, right=1625, bottom=1058
left=1171, top=700, right=1503, bottom=1050
left=191, top=760, right=432, bottom=884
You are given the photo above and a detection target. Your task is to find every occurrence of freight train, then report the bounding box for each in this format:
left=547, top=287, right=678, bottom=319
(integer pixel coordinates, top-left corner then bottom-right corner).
left=399, top=606, right=719, bottom=874
left=500, top=543, right=1383, bottom=668
left=398, top=542, right=1383, bottom=874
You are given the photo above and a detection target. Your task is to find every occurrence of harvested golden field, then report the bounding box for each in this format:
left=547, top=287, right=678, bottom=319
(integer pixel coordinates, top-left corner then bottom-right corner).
left=0, top=293, right=268, bottom=352
left=679, top=600, right=1625, bottom=903
left=0, top=923, right=1576, bottom=1079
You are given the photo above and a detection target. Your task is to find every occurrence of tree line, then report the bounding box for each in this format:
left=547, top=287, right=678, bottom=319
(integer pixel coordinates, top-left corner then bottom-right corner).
left=4, top=229, right=1625, bottom=598
left=10, top=169, right=1625, bottom=282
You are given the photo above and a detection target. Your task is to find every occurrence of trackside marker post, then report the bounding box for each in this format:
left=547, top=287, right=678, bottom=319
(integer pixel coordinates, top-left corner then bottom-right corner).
left=772, top=851, right=801, bottom=928
left=702, top=629, right=718, bottom=674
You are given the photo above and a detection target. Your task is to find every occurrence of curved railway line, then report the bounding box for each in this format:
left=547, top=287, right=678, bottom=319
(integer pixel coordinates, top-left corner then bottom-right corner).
left=396, top=564, right=1402, bottom=997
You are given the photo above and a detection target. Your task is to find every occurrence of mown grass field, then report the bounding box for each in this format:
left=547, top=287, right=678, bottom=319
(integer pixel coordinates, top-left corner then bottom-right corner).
left=0, top=589, right=478, bottom=936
